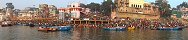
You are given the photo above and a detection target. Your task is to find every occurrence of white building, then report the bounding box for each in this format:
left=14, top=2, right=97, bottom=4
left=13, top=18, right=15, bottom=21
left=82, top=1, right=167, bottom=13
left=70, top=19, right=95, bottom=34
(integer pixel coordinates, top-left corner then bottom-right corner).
left=58, top=2, right=82, bottom=20
left=0, top=13, right=9, bottom=21
left=68, top=2, right=81, bottom=19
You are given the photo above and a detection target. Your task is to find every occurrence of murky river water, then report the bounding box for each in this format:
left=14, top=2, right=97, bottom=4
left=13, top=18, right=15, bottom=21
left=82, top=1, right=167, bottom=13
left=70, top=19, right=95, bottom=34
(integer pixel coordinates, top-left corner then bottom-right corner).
left=0, top=26, right=188, bottom=40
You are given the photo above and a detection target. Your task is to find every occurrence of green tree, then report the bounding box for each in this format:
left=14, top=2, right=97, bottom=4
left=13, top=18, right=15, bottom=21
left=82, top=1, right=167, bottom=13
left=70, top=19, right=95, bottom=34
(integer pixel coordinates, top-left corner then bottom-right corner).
left=177, top=2, right=188, bottom=9
left=101, top=0, right=115, bottom=16
left=86, top=2, right=101, bottom=13
left=172, top=11, right=182, bottom=18
left=80, top=3, right=87, bottom=8
left=155, top=0, right=172, bottom=18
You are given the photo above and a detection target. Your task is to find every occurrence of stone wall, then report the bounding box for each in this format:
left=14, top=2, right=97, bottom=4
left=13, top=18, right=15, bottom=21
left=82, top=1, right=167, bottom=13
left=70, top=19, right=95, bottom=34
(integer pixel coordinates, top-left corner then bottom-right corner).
left=116, top=12, right=160, bottom=19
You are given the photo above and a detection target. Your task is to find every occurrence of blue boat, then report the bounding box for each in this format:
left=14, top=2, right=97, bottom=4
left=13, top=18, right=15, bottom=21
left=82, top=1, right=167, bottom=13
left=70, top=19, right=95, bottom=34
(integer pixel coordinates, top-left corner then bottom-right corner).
left=57, top=26, right=72, bottom=31
left=103, top=27, right=116, bottom=30
left=156, top=27, right=183, bottom=30
left=103, top=27, right=126, bottom=31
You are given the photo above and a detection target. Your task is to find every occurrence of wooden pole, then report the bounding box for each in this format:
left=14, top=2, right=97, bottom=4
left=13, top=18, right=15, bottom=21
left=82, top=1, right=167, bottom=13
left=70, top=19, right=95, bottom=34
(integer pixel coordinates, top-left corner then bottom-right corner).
left=80, top=20, right=81, bottom=24
left=74, top=20, right=75, bottom=24
left=88, top=20, right=90, bottom=24
left=95, top=20, right=97, bottom=25
left=86, top=20, right=87, bottom=24
left=102, top=20, right=104, bottom=24
left=108, top=20, right=109, bottom=24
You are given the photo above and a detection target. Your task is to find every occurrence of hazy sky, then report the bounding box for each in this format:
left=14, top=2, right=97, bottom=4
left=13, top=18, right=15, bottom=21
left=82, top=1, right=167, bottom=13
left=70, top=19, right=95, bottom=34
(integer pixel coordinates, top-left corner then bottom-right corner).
left=0, top=0, right=188, bottom=9
left=145, top=0, right=188, bottom=8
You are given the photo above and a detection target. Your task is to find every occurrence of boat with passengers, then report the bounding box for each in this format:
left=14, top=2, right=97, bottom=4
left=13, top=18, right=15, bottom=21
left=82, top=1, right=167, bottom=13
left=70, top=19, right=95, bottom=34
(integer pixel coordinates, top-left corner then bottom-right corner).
left=103, top=23, right=126, bottom=31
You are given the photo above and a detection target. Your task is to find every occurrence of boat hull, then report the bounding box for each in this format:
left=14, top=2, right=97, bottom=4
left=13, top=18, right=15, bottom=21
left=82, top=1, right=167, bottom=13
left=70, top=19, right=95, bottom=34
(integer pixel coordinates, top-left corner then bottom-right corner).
left=1, top=24, right=12, bottom=27
left=38, top=27, right=57, bottom=31
left=104, top=28, right=116, bottom=30
left=127, top=27, right=135, bottom=30
left=116, top=28, right=126, bottom=31
left=1, top=21, right=12, bottom=27
left=156, top=27, right=183, bottom=30
left=103, top=27, right=126, bottom=31
left=28, top=24, right=35, bottom=27
left=57, top=26, right=72, bottom=31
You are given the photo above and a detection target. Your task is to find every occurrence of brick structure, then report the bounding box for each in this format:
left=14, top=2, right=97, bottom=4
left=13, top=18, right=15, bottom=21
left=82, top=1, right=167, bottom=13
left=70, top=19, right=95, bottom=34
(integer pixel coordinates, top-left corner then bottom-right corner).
left=180, top=7, right=188, bottom=19
left=114, top=0, right=160, bottom=19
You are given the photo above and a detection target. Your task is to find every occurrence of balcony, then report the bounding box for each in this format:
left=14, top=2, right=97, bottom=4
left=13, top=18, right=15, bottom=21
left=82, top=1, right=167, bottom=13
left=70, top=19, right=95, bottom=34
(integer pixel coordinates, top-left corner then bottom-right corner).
left=124, top=2, right=129, bottom=4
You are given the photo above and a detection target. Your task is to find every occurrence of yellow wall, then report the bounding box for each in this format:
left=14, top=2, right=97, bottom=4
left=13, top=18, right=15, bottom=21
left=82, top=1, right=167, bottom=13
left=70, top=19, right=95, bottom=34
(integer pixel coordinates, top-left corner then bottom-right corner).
left=114, top=0, right=160, bottom=19
left=129, top=0, right=145, bottom=8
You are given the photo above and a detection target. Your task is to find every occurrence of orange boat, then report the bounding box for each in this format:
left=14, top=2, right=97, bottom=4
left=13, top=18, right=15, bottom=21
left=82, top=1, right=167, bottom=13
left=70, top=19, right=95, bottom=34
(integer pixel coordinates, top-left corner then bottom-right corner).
left=38, top=27, right=57, bottom=31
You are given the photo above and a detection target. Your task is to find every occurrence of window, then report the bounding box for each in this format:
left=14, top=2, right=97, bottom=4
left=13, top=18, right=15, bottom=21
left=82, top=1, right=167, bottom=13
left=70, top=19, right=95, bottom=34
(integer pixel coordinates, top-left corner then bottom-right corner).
left=138, top=5, right=139, bottom=8
left=126, top=5, right=129, bottom=7
left=121, top=9, right=123, bottom=11
left=140, top=5, right=142, bottom=8
left=138, top=5, right=140, bottom=8
left=73, top=5, right=75, bottom=7
left=131, top=4, right=133, bottom=7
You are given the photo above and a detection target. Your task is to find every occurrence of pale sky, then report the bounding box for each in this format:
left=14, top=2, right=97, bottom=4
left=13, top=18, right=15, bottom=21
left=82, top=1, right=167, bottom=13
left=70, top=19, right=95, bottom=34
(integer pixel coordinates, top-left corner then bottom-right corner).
left=0, top=0, right=188, bottom=9
left=145, top=0, right=188, bottom=8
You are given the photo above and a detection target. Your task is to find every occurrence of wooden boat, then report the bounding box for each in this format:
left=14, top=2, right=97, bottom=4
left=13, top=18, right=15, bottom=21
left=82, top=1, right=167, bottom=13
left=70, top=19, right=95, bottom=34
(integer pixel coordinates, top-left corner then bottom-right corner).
left=116, top=27, right=126, bottom=31
left=38, top=26, right=57, bottom=31
left=1, top=21, right=12, bottom=27
left=27, top=23, right=35, bottom=27
left=156, top=27, right=183, bottom=30
left=103, top=24, right=126, bottom=31
left=103, top=27, right=116, bottom=30
left=57, top=26, right=72, bottom=31
left=15, top=22, right=22, bottom=25
left=103, top=26, right=126, bottom=31
left=127, top=25, right=135, bottom=30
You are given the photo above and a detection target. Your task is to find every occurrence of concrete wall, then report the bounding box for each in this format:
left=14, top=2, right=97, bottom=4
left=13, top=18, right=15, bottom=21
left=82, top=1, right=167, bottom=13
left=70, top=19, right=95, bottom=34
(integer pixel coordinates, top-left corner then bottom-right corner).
left=116, top=13, right=160, bottom=19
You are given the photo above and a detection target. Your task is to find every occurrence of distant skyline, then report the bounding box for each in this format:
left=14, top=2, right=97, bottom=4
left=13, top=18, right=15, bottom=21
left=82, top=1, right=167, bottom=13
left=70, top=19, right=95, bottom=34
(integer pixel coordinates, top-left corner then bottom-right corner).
left=0, top=0, right=188, bottom=9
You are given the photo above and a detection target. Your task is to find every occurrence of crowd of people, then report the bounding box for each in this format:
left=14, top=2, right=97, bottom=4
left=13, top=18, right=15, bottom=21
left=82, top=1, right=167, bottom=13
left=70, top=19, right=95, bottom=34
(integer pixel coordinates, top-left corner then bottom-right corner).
left=107, top=18, right=186, bottom=29
left=13, top=17, right=187, bottom=29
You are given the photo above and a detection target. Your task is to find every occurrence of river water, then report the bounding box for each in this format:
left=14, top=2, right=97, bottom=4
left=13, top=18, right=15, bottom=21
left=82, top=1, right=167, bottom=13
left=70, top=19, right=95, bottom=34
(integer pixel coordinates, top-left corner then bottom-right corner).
left=0, top=26, right=188, bottom=40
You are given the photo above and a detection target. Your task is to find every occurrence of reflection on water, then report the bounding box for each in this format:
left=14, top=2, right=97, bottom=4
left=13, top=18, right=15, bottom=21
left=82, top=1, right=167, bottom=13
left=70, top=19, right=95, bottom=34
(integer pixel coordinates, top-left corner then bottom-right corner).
left=0, top=26, right=188, bottom=40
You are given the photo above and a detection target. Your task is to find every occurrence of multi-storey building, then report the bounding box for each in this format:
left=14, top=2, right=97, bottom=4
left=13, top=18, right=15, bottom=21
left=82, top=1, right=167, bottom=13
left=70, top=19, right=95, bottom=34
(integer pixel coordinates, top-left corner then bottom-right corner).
left=49, top=5, right=58, bottom=17
left=58, top=2, right=81, bottom=20
left=39, top=4, right=49, bottom=18
left=180, top=6, right=188, bottom=19
left=5, top=3, right=14, bottom=18
left=114, top=0, right=160, bottom=19
left=17, top=7, right=39, bottom=20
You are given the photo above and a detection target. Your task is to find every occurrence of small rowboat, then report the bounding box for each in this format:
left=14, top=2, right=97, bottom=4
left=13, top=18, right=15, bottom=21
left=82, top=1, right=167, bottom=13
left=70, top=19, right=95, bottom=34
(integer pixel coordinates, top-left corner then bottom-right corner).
left=156, top=27, right=183, bottom=30
left=127, top=25, right=135, bottom=30
left=1, top=21, right=12, bottom=27
left=38, top=26, right=57, bottom=31
left=28, top=23, right=35, bottom=27
left=116, top=27, right=126, bottom=31
left=57, top=26, right=72, bottom=31
left=103, top=27, right=126, bottom=31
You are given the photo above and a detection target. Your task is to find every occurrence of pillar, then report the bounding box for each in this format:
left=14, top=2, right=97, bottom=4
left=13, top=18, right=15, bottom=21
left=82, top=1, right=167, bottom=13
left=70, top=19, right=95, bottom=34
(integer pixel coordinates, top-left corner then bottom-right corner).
left=74, top=20, right=75, bottom=24
left=80, top=20, right=81, bottom=24
left=102, top=20, right=103, bottom=24
left=108, top=20, right=109, bottom=24
left=86, top=21, right=87, bottom=24
left=95, top=20, right=97, bottom=25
